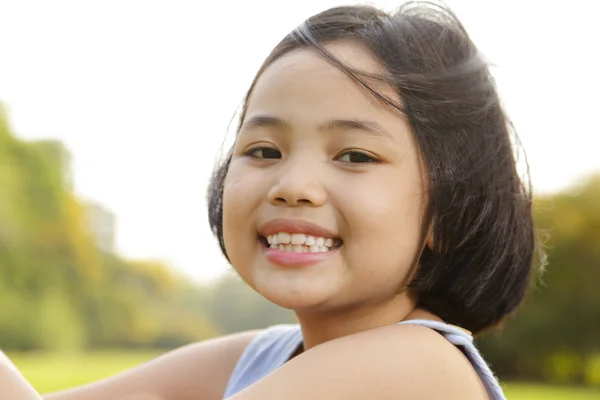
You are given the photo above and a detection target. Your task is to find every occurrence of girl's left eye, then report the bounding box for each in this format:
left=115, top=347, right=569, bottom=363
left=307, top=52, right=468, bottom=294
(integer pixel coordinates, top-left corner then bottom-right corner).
left=336, top=150, right=379, bottom=164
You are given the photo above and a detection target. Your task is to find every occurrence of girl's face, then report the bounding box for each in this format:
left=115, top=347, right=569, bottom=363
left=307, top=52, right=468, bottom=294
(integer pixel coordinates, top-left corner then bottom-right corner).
left=223, top=41, right=427, bottom=314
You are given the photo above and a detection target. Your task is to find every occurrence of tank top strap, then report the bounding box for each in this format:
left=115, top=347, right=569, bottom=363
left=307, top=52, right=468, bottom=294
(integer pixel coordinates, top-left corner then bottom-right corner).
left=222, top=324, right=302, bottom=399
left=398, top=319, right=506, bottom=400
left=224, top=320, right=506, bottom=399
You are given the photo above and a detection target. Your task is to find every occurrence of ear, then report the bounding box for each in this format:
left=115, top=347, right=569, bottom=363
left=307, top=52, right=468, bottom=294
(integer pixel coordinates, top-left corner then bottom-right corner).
left=425, top=227, right=434, bottom=251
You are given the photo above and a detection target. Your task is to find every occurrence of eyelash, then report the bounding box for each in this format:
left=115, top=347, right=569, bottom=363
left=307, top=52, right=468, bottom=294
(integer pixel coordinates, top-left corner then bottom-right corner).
left=243, top=147, right=281, bottom=160
left=336, top=150, right=380, bottom=164
left=243, top=147, right=380, bottom=164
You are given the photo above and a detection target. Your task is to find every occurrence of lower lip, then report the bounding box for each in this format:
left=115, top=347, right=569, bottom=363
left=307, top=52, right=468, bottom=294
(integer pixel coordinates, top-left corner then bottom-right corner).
left=262, top=243, right=338, bottom=267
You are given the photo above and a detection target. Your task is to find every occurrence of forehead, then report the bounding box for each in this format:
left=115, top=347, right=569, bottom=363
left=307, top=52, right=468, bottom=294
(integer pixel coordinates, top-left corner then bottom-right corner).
left=245, top=41, right=404, bottom=126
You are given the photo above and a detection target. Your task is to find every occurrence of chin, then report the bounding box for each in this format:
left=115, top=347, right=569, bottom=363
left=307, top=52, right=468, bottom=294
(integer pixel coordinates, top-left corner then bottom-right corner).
left=249, top=265, right=343, bottom=312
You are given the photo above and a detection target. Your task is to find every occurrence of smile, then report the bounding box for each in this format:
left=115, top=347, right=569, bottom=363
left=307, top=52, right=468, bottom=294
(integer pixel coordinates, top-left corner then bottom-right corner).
left=262, top=232, right=342, bottom=253
left=257, top=219, right=343, bottom=267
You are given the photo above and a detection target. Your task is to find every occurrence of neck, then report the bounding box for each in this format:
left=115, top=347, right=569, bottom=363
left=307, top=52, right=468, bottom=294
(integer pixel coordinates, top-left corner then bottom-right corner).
left=294, top=293, right=437, bottom=351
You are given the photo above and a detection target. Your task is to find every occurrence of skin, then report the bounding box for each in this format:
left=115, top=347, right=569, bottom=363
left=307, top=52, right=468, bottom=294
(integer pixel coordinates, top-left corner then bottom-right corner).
left=1, top=351, right=44, bottom=399
left=0, top=41, right=489, bottom=400
left=38, top=332, right=260, bottom=400
left=221, top=40, right=487, bottom=398
left=224, top=40, right=428, bottom=350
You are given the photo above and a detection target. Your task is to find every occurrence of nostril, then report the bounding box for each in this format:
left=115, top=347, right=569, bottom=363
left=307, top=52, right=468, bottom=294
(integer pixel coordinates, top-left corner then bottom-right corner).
left=273, top=197, right=312, bottom=205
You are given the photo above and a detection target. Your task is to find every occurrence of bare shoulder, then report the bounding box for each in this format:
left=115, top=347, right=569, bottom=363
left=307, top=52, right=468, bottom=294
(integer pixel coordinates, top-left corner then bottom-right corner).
left=229, top=324, right=489, bottom=400
left=44, top=330, right=262, bottom=400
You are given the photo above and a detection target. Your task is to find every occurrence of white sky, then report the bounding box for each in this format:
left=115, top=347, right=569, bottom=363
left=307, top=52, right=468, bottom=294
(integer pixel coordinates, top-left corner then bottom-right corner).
left=1, top=0, right=599, bottom=282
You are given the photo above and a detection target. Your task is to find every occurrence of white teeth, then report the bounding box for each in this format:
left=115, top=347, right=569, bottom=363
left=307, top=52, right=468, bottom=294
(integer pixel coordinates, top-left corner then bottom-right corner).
left=264, top=232, right=340, bottom=252
left=290, top=233, right=306, bottom=245
left=278, top=232, right=291, bottom=244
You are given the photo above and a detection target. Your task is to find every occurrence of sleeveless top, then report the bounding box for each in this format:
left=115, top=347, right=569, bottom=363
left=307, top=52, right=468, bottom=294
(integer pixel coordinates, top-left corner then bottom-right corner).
left=223, top=319, right=505, bottom=399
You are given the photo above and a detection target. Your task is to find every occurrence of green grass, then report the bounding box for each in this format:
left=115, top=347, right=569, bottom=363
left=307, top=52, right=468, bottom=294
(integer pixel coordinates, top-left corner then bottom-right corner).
left=503, top=383, right=600, bottom=400
left=8, top=350, right=162, bottom=394
left=7, top=351, right=600, bottom=399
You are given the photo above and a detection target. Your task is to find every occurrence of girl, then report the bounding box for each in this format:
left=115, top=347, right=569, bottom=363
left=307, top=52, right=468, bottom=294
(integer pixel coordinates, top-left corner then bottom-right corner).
left=1, top=2, right=538, bottom=399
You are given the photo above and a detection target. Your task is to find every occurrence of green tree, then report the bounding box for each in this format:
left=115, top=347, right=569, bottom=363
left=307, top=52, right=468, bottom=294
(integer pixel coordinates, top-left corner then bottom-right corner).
left=479, top=175, right=600, bottom=385
left=1, top=103, right=218, bottom=350
left=208, top=273, right=296, bottom=334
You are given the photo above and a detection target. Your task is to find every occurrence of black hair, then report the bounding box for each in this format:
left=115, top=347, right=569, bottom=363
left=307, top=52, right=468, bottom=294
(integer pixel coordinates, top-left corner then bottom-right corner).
left=208, top=1, right=540, bottom=334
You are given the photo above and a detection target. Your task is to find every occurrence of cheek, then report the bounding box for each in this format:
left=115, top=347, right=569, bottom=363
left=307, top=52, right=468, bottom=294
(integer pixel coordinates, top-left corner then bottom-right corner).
left=223, top=160, right=259, bottom=209
left=222, top=165, right=248, bottom=245
left=339, top=172, right=425, bottom=273
left=222, top=161, right=264, bottom=259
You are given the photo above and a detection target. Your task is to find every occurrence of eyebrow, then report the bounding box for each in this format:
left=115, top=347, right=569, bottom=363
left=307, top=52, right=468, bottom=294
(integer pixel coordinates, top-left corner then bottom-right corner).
left=241, top=114, right=393, bottom=139
left=241, top=115, right=289, bottom=132
left=318, top=118, right=393, bottom=139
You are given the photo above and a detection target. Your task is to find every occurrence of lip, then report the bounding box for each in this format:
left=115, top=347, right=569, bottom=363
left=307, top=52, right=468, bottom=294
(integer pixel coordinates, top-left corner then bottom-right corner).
left=258, top=218, right=339, bottom=239
left=258, top=218, right=341, bottom=268
left=261, top=245, right=339, bottom=268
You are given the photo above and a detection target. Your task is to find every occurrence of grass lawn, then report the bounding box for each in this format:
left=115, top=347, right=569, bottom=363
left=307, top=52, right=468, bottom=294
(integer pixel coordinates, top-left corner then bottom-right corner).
left=8, top=350, right=162, bottom=394
left=8, top=351, right=600, bottom=399
left=504, top=383, right=600, bottom=400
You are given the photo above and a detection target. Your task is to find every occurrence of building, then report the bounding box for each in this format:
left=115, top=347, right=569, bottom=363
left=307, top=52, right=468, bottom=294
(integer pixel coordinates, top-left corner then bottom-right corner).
left=84, top=201, right=117, bottom=253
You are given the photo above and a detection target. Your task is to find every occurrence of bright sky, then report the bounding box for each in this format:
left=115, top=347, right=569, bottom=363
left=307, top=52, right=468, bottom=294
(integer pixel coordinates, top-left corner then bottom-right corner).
left=1, top=0, right=598, bottom=282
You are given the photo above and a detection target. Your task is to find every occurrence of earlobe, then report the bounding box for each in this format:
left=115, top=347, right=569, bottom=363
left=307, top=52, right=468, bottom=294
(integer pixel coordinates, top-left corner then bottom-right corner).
left=425, top=230, right=434, bottom=251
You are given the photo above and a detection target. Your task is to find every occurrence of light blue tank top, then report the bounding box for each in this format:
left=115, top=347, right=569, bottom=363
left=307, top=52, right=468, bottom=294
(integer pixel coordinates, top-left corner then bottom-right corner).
left=223, top=319, right=506, bottom=399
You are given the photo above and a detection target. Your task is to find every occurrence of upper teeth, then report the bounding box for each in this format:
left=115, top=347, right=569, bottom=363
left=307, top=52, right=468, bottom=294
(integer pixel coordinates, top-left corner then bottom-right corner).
left=267, top=232, right=334, bottom=246
left=266, top=232, right=336, bottom=253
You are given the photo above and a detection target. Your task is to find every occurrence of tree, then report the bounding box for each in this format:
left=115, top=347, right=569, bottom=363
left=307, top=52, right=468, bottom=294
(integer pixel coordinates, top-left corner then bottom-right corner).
left=479, top=174, right=600, bottom=385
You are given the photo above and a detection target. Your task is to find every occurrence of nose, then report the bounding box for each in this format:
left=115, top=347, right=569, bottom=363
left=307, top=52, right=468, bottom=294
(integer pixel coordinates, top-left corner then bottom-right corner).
left=267, top=157, right=327, bottom=207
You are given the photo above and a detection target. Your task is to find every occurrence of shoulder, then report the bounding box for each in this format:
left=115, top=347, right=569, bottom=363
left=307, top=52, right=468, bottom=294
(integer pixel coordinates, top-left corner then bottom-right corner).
left=349, top=324, right=488, bottom=396
left=44, top=330, right=262, bottom=400
left=228, top=324, right=489, bottom=400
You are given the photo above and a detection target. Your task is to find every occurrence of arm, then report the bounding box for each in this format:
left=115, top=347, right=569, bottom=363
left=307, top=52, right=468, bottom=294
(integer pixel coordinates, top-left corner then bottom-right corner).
left=228, top=325, right=489, bottom=400
left=0, top=351, right=44, bottom=400
left=42, top=330, right=260, bottom=400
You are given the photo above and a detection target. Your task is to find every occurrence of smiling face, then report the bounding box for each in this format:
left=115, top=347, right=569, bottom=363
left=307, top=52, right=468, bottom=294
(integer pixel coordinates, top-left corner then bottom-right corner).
left=222, top=41, right=428, bottom=314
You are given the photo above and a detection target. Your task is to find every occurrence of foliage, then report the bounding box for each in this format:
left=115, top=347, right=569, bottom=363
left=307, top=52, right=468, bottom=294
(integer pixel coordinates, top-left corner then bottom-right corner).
left=207, top=273, right=296, bottom=334
left=1, top=102, right=599, bottom=387
left=0, top=105, right=216, bottom=351
left=503, top=383, right=600, bottom=400
left=478, top=174, right=600, bottom=386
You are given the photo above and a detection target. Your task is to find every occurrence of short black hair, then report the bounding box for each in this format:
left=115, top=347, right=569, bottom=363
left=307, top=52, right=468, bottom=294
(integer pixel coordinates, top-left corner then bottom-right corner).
left=208, top=2, right=540, bottom=334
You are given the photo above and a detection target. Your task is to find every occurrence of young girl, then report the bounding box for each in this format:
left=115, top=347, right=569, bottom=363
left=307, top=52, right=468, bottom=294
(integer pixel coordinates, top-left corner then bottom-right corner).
left=1, top=2, right=537, bottom=399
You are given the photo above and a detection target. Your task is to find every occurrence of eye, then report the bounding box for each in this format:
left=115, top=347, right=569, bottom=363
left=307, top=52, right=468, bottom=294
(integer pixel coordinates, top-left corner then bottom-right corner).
left=245, top=147, right=281, bottom=159
left=336, top=150, right=379, bottom=164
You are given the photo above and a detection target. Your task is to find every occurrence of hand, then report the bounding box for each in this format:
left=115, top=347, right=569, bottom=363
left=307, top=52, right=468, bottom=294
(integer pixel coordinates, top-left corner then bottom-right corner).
left=0, top=350, right=44, bottom=399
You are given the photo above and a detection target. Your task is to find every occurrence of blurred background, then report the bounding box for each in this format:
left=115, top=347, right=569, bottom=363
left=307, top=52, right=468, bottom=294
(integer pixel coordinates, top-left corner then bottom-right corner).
left=1, top=0, right=599, bottom=398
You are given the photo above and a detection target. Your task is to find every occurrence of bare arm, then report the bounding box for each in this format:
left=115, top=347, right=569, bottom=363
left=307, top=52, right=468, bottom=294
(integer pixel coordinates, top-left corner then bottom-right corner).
left=41, top=331, right=260, bottom=400
left=228, top=325, right=489, bottom=400
left=0, top=351, right=44, bottom=400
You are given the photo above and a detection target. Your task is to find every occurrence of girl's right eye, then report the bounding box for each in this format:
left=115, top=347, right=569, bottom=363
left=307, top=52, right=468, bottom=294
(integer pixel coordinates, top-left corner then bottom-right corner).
left=244, top=147, right=281, bottom=159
